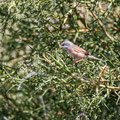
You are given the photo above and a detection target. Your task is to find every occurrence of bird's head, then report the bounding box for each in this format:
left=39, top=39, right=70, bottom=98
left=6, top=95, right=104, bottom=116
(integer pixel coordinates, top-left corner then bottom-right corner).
left=60, top=40, right=73, bottom=48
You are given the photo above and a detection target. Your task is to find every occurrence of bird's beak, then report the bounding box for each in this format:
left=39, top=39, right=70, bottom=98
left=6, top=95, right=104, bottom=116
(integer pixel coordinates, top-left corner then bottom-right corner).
left=59, top=45, right=63, bottom=48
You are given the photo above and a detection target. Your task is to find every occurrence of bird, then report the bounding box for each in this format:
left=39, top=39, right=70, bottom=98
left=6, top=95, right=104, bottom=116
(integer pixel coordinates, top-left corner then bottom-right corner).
left=60, top=40, right=104, bottom=64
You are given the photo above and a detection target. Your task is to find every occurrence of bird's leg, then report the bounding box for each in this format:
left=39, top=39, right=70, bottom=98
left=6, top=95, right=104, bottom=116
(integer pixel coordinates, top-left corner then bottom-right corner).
left=73, top=59, right=84, bottom=65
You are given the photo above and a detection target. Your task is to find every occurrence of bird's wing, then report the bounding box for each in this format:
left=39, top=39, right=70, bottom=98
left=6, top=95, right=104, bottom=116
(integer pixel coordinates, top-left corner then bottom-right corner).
left=72, top=45, right=89, bottom=55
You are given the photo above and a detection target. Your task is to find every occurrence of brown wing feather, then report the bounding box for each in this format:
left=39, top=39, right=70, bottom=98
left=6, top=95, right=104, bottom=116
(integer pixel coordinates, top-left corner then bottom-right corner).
left=72, top=44, right=89, bottom=54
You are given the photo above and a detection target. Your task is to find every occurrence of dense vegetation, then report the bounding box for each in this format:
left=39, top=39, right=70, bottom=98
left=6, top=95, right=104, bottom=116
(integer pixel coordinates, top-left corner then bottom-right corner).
left=0, top=0, right=120, bottom=119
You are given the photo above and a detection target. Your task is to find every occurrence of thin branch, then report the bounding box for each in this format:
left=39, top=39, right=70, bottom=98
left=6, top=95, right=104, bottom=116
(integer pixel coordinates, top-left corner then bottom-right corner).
left=86, top=4, right=114, bottom=41
left=99, top=85, right=120, bottom=90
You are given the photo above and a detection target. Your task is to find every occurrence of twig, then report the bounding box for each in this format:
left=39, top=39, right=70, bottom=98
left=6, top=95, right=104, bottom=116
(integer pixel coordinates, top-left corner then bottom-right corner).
left=99, top=85, right=120, bottom=90
left=3, top=116, right=9, bottom=120
left=86, top=4, right=114, bottom=41
left=40, top=96, right=47, bottom=120
left=99, top=65, right=106, bottom=78
left=43, top=54, right=53, bottom=65
left=65, top=29, right=89, bottom=33
left=17, top=71, right=38, bottom=90
left=113, top=89, right=120, bottom=97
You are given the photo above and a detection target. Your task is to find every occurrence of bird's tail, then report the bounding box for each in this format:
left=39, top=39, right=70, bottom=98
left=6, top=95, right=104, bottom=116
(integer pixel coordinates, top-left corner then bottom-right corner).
left=87, top=55, right=105, bottom=62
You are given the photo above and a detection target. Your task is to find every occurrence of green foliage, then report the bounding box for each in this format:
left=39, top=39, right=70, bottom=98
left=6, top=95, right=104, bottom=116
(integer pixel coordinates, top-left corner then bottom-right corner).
left=0, top=0, right=120, bottom=119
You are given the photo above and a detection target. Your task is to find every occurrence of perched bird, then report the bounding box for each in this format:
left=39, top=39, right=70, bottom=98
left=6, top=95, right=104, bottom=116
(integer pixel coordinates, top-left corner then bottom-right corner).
left=60, top=40, right=104, bottom=64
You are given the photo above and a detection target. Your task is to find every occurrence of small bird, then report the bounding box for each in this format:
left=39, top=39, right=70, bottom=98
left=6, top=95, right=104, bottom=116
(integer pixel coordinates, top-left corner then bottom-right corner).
left=60, top=40, right=104, bottom=64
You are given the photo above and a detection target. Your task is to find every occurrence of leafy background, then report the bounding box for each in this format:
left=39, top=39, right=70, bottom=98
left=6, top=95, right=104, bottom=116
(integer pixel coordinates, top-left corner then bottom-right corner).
left=0, top=0, right=120, bottom=119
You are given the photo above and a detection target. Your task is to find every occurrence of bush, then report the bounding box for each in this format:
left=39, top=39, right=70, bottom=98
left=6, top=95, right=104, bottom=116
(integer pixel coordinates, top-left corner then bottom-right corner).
left=0, top=0, right=120, bottom=119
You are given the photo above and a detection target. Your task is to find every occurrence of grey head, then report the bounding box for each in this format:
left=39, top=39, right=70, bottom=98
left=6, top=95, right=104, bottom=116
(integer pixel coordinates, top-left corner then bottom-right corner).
left=60, top=40, right=73, bottom=48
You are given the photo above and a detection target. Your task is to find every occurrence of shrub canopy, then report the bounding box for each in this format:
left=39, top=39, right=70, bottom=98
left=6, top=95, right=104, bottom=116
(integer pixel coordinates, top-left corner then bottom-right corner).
left=0, top=0, right=120, bottom=119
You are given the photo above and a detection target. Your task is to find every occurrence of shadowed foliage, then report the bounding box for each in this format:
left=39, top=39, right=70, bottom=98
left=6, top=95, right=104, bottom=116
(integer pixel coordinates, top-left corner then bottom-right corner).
left=0, top=0, right=120, bottom=119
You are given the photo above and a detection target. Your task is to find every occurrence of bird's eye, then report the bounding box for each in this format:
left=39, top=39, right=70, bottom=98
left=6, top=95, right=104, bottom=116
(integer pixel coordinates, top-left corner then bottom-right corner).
left=61, top=43, right=65, bottom=46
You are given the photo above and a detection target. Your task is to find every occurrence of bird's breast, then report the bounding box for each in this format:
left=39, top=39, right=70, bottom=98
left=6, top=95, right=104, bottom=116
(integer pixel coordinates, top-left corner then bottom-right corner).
left=67, top=49, right=75, bottom=57
left=67, top=48, right=85, bottom=59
